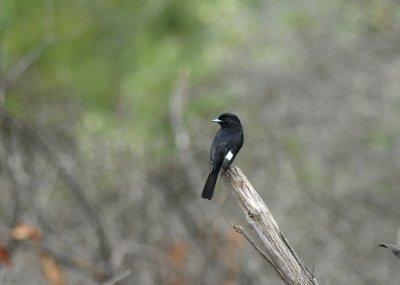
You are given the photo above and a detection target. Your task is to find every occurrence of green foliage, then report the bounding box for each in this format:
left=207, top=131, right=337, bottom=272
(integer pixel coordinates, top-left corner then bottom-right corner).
left=2, top=0, right=247, bottom=156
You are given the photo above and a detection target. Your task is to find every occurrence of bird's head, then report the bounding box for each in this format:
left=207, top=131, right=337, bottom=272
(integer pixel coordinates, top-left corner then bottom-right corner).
left=212, top=113, right=242, bottom=128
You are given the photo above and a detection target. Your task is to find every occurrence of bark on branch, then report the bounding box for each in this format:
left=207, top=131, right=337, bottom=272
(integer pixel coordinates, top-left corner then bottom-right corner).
left=222, top=167, right=318, bottom=285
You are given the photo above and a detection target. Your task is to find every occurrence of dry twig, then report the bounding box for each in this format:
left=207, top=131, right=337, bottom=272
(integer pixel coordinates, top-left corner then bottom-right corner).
left=222, top=167, right=318, bottom=285
left=378, top=243, right=400, bottom=259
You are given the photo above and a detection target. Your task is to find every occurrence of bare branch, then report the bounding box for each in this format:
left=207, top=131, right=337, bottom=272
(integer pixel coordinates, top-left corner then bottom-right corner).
left=378, top=243, right=400, bottom=259
left=102, top=270, right=132, bottom=285
left=0, top=108, right=113, bottom=274
left=168, top=68, right=203, bottom=193
left=222, top=167, right=318, bottom=285
left=232, top=224, right=273, bottom=266
left=40, top=243, right=109, bottom=281
left=5, top=40, right=55, bottom=83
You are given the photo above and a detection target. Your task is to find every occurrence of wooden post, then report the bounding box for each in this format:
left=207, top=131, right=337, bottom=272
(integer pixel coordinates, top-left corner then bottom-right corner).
left=222, top=167, right=318, bottom=285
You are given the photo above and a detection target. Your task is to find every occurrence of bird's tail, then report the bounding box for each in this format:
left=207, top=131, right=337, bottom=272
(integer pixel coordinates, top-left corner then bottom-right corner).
left=202, top=169, right=219, bottom=200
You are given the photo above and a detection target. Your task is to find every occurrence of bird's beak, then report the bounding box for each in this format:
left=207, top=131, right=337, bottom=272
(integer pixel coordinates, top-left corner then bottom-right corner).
left=212, top=119, right=222, bottom=123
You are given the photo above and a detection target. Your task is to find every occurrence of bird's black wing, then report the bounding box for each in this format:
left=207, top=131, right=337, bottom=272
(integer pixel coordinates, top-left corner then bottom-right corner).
left=221, top=129, right=243, bottom=170
left=209, top=129, right=226, bottom=169
left=202, top=130, right=226, bottom=199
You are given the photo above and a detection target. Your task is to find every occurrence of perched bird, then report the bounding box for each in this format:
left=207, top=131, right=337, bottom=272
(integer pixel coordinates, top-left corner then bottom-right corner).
left=202, top=113, right=244, bottom=200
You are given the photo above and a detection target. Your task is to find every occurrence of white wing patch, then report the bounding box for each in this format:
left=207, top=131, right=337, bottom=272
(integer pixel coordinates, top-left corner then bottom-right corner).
left=225, top=150, right=234, bottom=161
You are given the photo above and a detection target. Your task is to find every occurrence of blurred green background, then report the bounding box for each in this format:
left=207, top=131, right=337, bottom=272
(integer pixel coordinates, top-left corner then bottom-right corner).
left=1, top=0, right=400, bottom=284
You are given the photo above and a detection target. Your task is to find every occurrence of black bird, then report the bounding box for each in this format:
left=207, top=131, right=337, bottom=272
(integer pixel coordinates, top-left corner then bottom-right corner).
left=202, top=113, right=244, bottom=200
